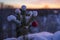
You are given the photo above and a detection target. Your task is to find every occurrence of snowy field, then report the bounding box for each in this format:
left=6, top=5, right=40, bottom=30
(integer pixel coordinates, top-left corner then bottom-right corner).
left=3, top=31, right=60, bottom=40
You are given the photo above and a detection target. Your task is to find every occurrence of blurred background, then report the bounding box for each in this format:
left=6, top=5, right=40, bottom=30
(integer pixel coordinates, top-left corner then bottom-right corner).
left=0, top=0, right=60, bottom=40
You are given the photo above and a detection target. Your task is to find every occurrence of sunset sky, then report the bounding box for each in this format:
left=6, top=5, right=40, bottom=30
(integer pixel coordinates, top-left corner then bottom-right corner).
left=0, top=0, right=60, bottom=9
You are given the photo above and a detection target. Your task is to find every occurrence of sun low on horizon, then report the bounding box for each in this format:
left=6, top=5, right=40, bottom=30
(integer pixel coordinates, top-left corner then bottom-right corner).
left=0, top=0, right=60, bottom=9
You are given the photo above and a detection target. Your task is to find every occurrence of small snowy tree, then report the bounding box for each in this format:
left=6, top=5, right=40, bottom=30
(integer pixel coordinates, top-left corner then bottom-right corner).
left=7, top=5, right=38, bottom=40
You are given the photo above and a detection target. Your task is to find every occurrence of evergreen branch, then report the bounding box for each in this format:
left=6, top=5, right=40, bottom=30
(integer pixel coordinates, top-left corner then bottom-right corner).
left=21, top=11, right=26, bottom=27
left=17, top=13, right=21, bottom=20
left=26, top=16, right=35, bottom=26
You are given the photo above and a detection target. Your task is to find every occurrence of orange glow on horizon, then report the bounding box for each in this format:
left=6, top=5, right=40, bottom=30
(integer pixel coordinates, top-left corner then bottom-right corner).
left=0, top=0, right=60, bottom=9
left=12, top=4, right=60, bottom=9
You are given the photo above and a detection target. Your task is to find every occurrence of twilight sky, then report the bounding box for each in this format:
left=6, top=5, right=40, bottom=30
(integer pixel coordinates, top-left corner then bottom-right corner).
left=0, top=0, right=60, bottom=8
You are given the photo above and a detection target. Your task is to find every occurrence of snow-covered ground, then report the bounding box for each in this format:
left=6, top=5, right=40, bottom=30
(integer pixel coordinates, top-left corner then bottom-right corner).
left=4, top=31, right=54, bottom=40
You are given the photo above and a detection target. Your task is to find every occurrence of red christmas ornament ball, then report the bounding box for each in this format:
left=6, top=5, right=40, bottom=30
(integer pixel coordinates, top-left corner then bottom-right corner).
left=32, top=21, right=38, bottom=27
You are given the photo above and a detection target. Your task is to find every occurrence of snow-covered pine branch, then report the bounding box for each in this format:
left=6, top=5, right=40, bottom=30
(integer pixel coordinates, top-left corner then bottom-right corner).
left=7, top=15, right=21, bottom=24
left=21, top=5, right=26, bottom=11
left=15, top=8, right=21, bottom=14
left=32, top=11, right=38, bottom=17
left=7, top=15, right=16, bottom=22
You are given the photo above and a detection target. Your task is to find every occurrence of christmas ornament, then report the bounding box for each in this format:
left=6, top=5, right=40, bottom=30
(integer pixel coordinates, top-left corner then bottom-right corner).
left=32, top=21, right=38, bottom=27
left=15, top=8, right=21, bottom=14
left=7, top=15, right=16, bottom=22
left=33, top=11, right=38, bottom=17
